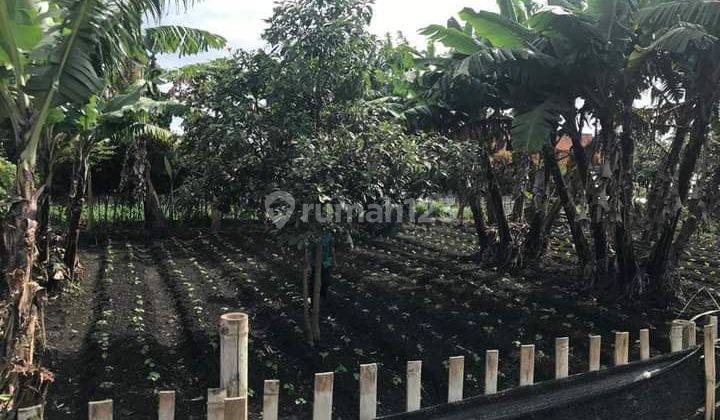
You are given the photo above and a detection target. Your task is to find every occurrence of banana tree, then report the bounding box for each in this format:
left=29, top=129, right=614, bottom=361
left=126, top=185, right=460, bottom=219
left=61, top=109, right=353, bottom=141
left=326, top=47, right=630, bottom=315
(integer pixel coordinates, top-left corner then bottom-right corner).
left=0, top=0, right=215, bottom=410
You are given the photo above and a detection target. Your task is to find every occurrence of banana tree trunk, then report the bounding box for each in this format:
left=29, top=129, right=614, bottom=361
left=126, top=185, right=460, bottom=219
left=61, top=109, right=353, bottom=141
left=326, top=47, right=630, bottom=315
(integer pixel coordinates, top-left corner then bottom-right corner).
left=544, top=142, right=591, bottom=269
left=670, top=165, right=720, bottom=264
left=646, top=105, right=710, bottom=290
left=522, top=164, right=550, bottom=263
left=1, top=157, right=52, bottom=412
left=615, top=104, right=638, bottom=287
left=644, top=107, right=690, bottom=241
left=479, top=149, right=514, bottom=265
left=143, top=166, right=168, bottom=233
left=63, top=147, right=89, bottom=280
left=469, top=194, right=490, bottom=249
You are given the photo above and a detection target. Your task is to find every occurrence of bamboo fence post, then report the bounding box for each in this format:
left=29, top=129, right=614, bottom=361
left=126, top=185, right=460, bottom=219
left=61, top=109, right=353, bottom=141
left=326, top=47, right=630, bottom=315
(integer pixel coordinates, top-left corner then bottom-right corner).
left=406, top=360, right=422, bottom=412
left=220, top=313, right=249, bottom=399
left=263, top=380, right=280, bottom=420
left=639, top=329, right=650, bottom=361
left=685, top=320, right=697, bottom=347
left=448, top=356, right=464, bottom=403
left=207, top=388, right=227, bottom=420
left=224, top=397, right=247, bottom=420
left=705, top=325, right=716, bottom=420
left=359, top=364, right=378, bottom=420
left=670, top=322, right=684, bottom=353
left=485, top=350, right=498, bottom=395
left=614, top=332, right=629, bottom=366
left=313, top=372, right=334, bottom=420
left=520, top=345, right=535, bottom=386
left=158, top=391, right=175, bottom=420
left=17, top=405, right=43, bottom=420
left=589, top=335, right=601, bottom=372
left=88, top=400, right=113, bottom=420
left=555, top=337, right=569, bottom=379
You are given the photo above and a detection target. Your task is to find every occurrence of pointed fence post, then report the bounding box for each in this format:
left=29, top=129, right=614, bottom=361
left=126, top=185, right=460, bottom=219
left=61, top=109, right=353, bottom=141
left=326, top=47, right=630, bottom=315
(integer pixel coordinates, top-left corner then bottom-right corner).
left=520, top=345, right=534, bottom=386
left=207, top=388, right=227, bottom=420
left=359, top=364, right=378, bottom=420
left=220, top=313, right=249, bottom=399
left=17, top=405, right=43, bottom=420
left=313, top=372, right=334, bottom=420
left=589, top=335, right=601, bottom=372
left=485, top=350, right=498, bottom=395
left=555, top=337, right=569, bottom=379
left=614, top=332, right=629, bottom=366
left=158, top=391, right=175, bottom=420
left=88, top=400, right=113, bottom=420
left=705, top=325, right=716, bottom=420
left=406, top=361, right=422, bottom=412
left=263, top=380, right=280, bottom=420
left=448, top=356, right=464, bottom=403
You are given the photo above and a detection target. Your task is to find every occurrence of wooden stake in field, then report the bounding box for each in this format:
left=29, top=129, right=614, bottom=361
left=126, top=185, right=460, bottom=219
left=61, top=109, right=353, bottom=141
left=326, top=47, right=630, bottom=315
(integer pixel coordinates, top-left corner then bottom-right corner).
left=263, top=380, right=280, bottom=420
left=220, top=313, right=249, bottom=401
left=639, top=329, right=650, bottom=361
left=485, top=350, right=498, bottom=395
left=589, top=335, right=601, bottom=372
left=359, top=364, right=378, bottom=420
left=158, top=391, right=175, bottom=420
left=207, top=388, right=227, bottom=420
left=17, top=405, right=43, bottom=420
left=88, top=400, right=113, bottom=420
left=406, top=360, right=422, bottom=412
left=520, top=345, right=535, bottom=386
left=555, top=337, right=569, bottom=379
left=448, top=356, right=464, bottom=403
left=224, top=397, right=247, bottom=420
left=614, top=332, right=629, bottom=366
left=704, top=325, right=716, bottom=420
left=313, top=372, right=334, bottom=420
left=670, top=322, right=684, bottom=353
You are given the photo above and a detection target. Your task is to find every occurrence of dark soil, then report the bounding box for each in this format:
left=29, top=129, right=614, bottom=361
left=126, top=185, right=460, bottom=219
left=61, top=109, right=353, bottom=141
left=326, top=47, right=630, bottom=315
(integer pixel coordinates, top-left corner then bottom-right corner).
left=42, top=221, right=720, bottom=419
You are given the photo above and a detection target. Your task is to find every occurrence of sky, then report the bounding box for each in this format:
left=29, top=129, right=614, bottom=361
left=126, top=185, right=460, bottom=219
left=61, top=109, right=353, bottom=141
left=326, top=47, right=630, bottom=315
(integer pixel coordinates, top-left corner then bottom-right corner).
left=156, top=0, right=498, bottom=69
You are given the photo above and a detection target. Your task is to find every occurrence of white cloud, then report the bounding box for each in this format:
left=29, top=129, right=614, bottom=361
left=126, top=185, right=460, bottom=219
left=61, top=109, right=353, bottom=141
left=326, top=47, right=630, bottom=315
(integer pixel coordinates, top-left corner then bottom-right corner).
left=156, top=0, right=498, bottom=69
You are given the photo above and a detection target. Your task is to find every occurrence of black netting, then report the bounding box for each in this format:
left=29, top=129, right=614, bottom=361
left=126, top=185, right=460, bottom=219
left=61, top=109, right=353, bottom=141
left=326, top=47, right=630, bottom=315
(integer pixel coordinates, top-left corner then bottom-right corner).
left=380, top=348, right=708, bottom=420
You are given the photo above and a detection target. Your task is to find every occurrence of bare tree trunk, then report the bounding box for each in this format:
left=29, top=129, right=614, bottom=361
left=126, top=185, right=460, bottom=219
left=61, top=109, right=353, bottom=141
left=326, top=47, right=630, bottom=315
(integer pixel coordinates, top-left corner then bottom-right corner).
left=311, top=241, right=322, bottom=342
